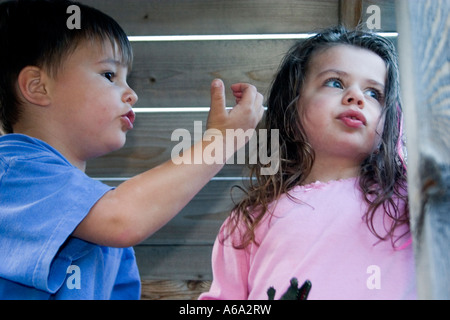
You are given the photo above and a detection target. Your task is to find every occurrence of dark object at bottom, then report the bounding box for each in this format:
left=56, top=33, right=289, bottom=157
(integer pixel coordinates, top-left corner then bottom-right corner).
left=267, top=278, right=312, bottom=300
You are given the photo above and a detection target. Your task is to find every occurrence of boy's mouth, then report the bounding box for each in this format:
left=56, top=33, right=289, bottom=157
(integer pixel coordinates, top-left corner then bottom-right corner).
left=121, top=109, right=135, bottom=130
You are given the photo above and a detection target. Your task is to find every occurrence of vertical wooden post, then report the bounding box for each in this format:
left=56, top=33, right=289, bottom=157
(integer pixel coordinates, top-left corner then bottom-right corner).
left=396, top=0, right=450, bottom=299
left=339, top=0, right=363, bottom=29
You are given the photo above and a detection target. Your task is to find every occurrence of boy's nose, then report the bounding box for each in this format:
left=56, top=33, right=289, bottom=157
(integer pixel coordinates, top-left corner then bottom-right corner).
left=123, top=87, right=138, bottom=106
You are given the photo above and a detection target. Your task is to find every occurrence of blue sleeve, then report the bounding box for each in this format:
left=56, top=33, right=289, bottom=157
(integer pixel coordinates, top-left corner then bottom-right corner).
left=0, top=152, right=112, bottom=293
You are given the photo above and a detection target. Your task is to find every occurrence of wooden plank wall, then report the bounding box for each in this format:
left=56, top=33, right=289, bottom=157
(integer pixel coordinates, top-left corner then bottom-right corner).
left=396, top=0, right=450, bottom=299
left=77, top=0, right=397, bottom=299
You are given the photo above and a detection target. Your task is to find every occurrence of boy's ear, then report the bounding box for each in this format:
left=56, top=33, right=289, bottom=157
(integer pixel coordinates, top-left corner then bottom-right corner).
left=17, top=66, right=51, bottom=107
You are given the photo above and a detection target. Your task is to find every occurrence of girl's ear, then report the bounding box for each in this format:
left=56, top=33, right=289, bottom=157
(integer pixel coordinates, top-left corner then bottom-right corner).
left=17, top=66, right=51, bottom=107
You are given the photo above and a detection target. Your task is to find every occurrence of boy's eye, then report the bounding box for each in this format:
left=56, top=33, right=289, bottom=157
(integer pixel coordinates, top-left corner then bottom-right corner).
left=324, top=78, right=343, bottom=89
left=102, top=72, right=115, bottom=82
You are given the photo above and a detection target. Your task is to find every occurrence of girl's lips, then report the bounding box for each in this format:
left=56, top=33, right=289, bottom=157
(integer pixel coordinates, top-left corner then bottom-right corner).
left=338, top=110, right=366, bottom=128
left=121, top=110, right=135, bottom=130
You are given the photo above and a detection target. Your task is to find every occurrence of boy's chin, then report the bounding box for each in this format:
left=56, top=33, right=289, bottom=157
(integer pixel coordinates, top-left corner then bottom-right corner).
left=94, top=136, right=127, bottom=158
left=110, top=137, right=127, bottom=153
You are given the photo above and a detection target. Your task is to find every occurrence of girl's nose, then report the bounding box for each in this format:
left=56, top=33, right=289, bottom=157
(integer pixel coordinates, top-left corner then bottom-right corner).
left=343, top=86, right=364, bottom=108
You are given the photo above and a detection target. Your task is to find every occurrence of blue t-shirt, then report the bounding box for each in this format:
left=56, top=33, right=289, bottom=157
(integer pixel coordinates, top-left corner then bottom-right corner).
left=0, top=134, right=141, bottom=299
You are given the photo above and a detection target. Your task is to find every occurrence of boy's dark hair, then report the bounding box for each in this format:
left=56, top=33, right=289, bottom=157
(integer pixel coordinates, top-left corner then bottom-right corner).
left=0, top=0, right=133, bottom=133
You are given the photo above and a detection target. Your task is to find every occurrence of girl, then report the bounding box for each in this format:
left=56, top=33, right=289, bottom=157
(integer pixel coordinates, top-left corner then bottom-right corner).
left=199, top=26, right=417, bottom=300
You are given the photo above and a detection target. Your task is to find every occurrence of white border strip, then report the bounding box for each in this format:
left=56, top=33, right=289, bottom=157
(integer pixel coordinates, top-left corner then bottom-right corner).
left=94, top=176, right=250, bottom=181
left=133, top=106, right=267, bottom=113
left=377, top=32, right=399, bottom=37
left=128, top=32, right=397, bottom=42
left=134, top=107, right=210, bottom=113
left=128, top=33, right=316, bottom=42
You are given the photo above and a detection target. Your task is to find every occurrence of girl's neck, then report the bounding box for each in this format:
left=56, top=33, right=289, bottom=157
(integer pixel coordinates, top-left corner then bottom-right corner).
left=303, top=157, right=360, bottom=185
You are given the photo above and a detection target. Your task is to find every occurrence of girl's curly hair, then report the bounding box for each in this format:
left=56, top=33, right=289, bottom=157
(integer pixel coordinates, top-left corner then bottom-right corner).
left=224, top=26, right=409, bottom=249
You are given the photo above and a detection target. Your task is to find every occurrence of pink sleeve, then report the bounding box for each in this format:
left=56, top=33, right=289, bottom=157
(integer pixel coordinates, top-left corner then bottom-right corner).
left=198, top=219, right=250, bottom=300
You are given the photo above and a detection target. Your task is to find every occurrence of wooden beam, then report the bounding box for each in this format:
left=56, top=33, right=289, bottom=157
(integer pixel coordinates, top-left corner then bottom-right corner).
left=127, top=39, right=298, bottom=109
left=339, top=0, right=363, bottom=29
left=134, top=245, right=214, bottom=280
left=140, top=280, right=211, bottom=300
left=80, top=0, right=339, bottom=36
left=396, top=0, right=450, bottom=299
left=86, top=112, right=249, bottom=178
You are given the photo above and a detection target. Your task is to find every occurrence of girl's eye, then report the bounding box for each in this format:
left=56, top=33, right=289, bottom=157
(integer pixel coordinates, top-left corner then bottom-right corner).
left=324, top=78, right=343, bottom=89
left=365, top=88, right=383, bottom=102
left=103, top=72, right=115, bottom=82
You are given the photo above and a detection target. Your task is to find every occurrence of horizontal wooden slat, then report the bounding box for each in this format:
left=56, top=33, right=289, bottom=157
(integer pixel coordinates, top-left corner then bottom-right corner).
left=142, top=178, right=243, bottom=245
left=86, top=112, right=208, bottom=177
left=140, top=280, right=211, bottom=300
left=98, top=178, right=242, bottom=245
left=128, top=37, right=397, bottom=109
left=86, top=112, right=255, bottom=178
left=82, top=0, right=339, bottom=36
left=128, top=39, right=298, bottom=108
left=81, top=0, right=397, bottom=37
left=134, top=245, right=214, bottom=280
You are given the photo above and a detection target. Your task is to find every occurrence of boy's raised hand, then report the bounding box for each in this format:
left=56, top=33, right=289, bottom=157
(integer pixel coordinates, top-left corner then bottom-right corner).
left=75, top=79, right=264, bottom=248
left=207, top=79, right=264, bottom=141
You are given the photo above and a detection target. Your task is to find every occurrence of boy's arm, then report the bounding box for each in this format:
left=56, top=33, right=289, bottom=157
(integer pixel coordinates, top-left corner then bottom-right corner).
left=73, top=79, right=264, bottom=247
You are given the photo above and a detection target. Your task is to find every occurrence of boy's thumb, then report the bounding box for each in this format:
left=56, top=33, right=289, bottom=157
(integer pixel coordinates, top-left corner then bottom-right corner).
left=209, top=79, right=226, bottom=117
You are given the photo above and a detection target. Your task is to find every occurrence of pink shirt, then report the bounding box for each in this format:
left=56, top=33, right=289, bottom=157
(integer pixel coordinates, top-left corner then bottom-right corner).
left=199, top=178, right=417, bottom=300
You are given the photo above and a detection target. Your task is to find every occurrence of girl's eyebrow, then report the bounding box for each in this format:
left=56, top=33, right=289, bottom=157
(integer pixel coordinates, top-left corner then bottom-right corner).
left=316, top=68, right=347, bottom=78
left=316, top=69, right=385, bottom=89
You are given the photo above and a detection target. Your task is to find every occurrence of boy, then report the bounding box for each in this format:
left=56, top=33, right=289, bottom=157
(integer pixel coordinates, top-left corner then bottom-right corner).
left=0, top=0, right=263, bottom=299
